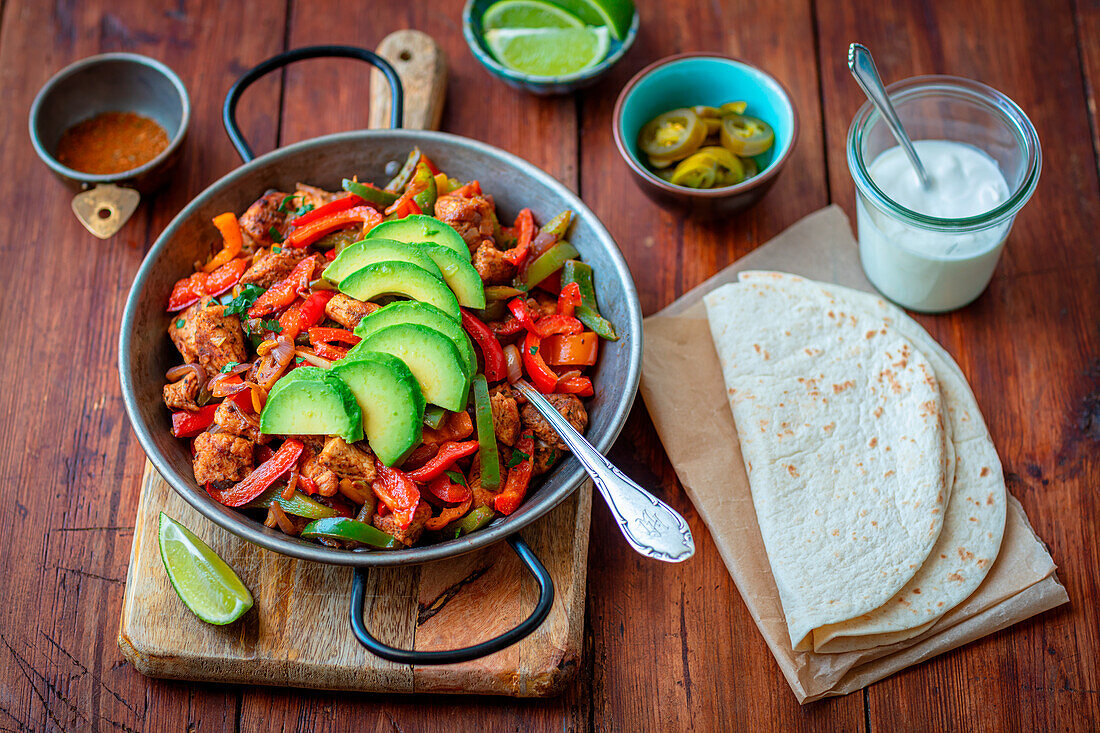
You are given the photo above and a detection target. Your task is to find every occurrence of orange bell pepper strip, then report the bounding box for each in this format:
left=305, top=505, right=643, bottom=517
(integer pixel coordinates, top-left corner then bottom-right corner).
left=203, top=213, right=244, bottom=272
left=404, top=440, right=479, bottom=483
left=285, top=206, right=381, bottom=248
left=208, top=439, right=304, bottom=508
left=424, top=495, right=473, bottom=531
left=372, top=460, right=421, bottom=529
left=541, top=332, right=598, bottom=366
left=248, top=256, right=317, bottom=318
left=279, top=290, right=334, bottom=339
left=494, top=434, right=534, bottom=515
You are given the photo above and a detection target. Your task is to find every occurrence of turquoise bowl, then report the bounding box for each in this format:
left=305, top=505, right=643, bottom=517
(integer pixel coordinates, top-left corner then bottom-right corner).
left=612, top=54, right=799, bottom=216
left=462, top=0, right=639, bottom=95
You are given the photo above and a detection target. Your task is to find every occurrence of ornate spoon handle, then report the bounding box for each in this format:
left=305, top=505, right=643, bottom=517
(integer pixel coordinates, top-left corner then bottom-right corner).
left=514, top=382, right=695, bottom=563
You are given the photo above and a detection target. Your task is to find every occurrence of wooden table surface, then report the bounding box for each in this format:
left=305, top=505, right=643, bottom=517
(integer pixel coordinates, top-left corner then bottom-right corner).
left=1, top=0, right=1097, bottom=730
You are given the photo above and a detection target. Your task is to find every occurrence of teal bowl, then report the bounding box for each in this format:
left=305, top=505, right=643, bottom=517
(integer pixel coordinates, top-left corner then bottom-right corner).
left=462, top=0, right=639, bottom=95
left=612, top=54, right=799, bottom=216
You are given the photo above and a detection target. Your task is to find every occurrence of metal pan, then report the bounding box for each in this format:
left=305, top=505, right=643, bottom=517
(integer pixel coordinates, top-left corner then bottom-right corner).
left=118, top=46, right=642, bottom=665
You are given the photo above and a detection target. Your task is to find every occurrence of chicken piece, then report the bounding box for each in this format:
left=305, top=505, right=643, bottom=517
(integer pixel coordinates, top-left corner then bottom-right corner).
left=472, top=240, right=516, bottom=285
left=489, top=386, right=520, bottom=446
left=301, top=446, right=339, bottom=496
left=239, top=247, right=308, bottom=287
left=529, top=292, right=558, bottom=318
left=295, top=183, right=341, bottom=210
left=434, top=192, right=497, bottom=252
left=163, top=370, right=201, bottom=411
left=318, top=437, right=377, bottom=482
left=239, top=191, right=290, bottom=245
left=520, top=393, right=588, bottom=452
left=531, top=440, right=560, bottom=477
left=192, top=431, right=254, bottom=484
left=372, top=502, right=432, bottom=546
left=324, top=293, right=379, bottom=329
left=213, top=398, right=266, bottom=444
left=468, top=453, right=501, bottom=510
left=169, top=298, right=248, bottom=379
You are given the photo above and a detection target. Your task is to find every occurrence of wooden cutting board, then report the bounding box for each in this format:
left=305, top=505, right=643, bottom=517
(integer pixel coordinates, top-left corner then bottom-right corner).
left=117, top=31, right=592, bottom=697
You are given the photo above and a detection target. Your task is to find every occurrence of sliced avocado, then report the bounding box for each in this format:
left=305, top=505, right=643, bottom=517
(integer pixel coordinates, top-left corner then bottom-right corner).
left=419, top=244, right=486, bottom=309
left=332, top=353, right=425, bottom=466
left=346, top=323, right=470, bottom=411
left=259, top=367, right=363, bottom=443
left=323, top=238, right=444, bottom=284
left=353, top=301, right=477, bottom=378
left=338, top=261, right=461, bottom=321
left=366, top=215, right=470, bottom=261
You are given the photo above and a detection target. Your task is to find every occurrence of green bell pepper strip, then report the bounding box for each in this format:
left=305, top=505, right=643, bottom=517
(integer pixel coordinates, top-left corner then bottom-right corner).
left=385, top=148, right=420, bottom=192
left=517, top=241, right=580, bottom=291
left=410, top=161, right=437, bottom=216
left=530, top=210, right=573, bottom=258
left=472, top=374, right=502, bottom=491
left=342, top=178, right=398, bottom=208
left=299, top=517, right=401, bottom=549
left=423, top=405, right=447, bottom=430
left=447, top=505, right=496, bottom=538
left=484, top=285, right=524, bottom=301
left=244, top=485, right=339, bottom=519
left=561, top=260, right=618, bottom=341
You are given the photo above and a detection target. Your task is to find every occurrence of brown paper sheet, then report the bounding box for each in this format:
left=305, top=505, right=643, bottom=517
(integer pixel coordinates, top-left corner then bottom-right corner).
left=640, top=206, right=1069, bottom=703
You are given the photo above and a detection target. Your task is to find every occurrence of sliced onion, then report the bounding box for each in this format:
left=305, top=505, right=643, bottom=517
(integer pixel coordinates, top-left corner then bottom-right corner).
left=254, top=336, right=295, bottom=389
left=295, top=348, right=334, bottom=369
left=557, top=369, right=582, bottom=382
left=165, top=363, right=206, bottom=390
left=283, top=470, right=299, bottom=500
left=503, top=344, right=522, bottom=384
left=207, top=362, right=251, bottom=397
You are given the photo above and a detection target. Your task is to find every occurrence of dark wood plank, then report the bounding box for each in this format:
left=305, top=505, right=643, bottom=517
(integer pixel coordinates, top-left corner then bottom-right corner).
left=814, top=0, right=1100, bottom=729
left=1077, top=0, right=1100, bottom=181
left=0, top=0, right=286, bottom=729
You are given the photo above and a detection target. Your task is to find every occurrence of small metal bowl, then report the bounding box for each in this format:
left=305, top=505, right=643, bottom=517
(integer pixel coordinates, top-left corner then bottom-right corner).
left=462, top=0, right=638, bottom=95
left=612, top=53, right=799, bottom=218
left=29, top=52, right=190, bottom=238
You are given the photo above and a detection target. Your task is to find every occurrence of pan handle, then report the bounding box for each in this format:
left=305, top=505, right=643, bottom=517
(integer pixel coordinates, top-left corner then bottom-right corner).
left=223, top=45, right=404, bottom=163
left=350, top=535, right=555, bottom=665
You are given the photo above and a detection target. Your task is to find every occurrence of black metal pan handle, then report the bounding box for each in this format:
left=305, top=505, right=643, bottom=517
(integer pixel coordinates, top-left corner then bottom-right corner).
left=222, top=45, right=404, bottom=163
left=350, top=535, right=554, bottom=664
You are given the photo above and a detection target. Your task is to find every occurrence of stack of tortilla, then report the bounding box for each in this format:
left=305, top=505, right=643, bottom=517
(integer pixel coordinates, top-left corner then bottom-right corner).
left=703, top=272, right=1007, bottom=654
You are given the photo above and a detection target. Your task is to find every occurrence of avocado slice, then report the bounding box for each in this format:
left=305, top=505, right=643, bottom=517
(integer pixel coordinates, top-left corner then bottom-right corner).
left=347, top=323, right=470, bottom=411
left=259, top=367, right=363, bottom=443
left=366, top=215, right=470, bottom=261
left=353, top=301, right=477, bottom=378
left=332, top=353, right=425, bottom=466
left=338, top=261, right=461, bottom=321
left=419, top=244, right=487, bottom=309
left=323, top=238, right=444, bottom=284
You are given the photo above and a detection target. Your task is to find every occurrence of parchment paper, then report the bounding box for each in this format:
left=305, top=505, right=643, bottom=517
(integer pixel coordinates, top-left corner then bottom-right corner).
left=640, top=206, right=1069, bottom=703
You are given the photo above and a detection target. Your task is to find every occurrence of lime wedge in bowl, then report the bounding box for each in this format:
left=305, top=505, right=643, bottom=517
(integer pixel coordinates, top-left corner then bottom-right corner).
left=482, top=0, right=585, bottom=29
left=158, top=512, right=254, bottom=625
left=547, top=0, right=635, bottom=40
left=485, top=26, right=610, bottom=77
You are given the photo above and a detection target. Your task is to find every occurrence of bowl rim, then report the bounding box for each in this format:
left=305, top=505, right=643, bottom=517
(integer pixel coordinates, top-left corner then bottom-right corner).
left=28, top=52, right=192, bottom=184
left=460, top=0, right=639, bottom=86
left=118, top=128, right=643, bottom=567
left=612, top=52, right=800, bottom=198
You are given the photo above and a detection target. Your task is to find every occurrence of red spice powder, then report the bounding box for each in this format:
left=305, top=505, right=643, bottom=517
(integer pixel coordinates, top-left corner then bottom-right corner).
left=55, top=111, right=170, bottom=175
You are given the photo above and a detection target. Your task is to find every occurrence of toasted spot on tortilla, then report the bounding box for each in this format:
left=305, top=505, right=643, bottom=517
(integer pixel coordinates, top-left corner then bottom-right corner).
left=870, top=520, right=878, bottom=527
left=832, top=529, right=839, bottom=536
left=958, top=547, right=974, bottom=561
left=823, top=422, right=836, bottom=433
left=987, top=493, right=995, bottom=505
left=977, top=558, right=990, bottom=569
left=865, top=330, right=876, bottom=339
left=787, top=464, right=799, bottom=477
left=969, top=516, right=978, bottom=522
left=869, top=437, right=878, bottom=448
left=980, top=466, right=990, bottom=477
left=948, top=573, right=964, bottom=582
left=919, top=400, right=938, bottom=417
left=874, top=406, right=884, bottom=418
left=833, top=380, right=855, bottom=393
left=940, top=554, right=947, bottom=559
left=912, top=588, right=921, bottom=594
left=884, top=470, right=895, bottom=478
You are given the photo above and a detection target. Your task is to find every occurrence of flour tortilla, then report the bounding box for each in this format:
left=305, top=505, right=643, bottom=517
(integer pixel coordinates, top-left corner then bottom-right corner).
left=739, top=272, right=1007, bottom=653
left=704, top=280, right=953, bottom=651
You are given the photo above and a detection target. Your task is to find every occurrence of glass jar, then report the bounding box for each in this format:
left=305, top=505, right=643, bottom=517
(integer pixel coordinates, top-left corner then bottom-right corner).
left=847, top=76, right=1041, bottom=312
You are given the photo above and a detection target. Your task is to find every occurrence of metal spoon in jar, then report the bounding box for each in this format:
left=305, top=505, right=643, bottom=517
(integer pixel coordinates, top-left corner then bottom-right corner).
left=513, top=381, right=695, bottom=563
left=848, top=43, right=932, bottom=189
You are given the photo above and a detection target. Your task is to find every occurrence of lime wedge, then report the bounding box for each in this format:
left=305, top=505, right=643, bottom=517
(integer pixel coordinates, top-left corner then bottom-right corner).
left=158, top=513, right=254, bottom=625
left=482, top=0, right=585, bottom=29
left=547, top=0, right=635, bottom=40
left=485, top=26, right=611, bottom=77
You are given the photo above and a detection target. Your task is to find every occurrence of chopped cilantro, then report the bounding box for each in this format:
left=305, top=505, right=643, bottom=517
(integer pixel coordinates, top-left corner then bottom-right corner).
left=528, top=345, right=538, bottom=355
left=295, top=356, right=306, bottom=364
left=453, top=527, right=463, bottom=539
left=506, top=449, right=530, bottom=468
left=444, top=470, right=467, bottom=486
left=277, top=195, right=297, bottom=213
left=260, top=318, right=283, bottom=333
left=222, top=284, right=265, bottom=317
left=269, top=227, right=285, bottom=244
left=293, top=203, right=315, bottom=218
left=271, top=245, right=282, bottom=253
left=220, top=362, right=239, bottom=374
left=175, top=318, right=186, bottom=329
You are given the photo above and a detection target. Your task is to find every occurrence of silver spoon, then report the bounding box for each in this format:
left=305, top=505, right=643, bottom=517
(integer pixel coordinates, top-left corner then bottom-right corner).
left=848, top=43, right=932, bottom=189
left=513, top=381, right=695, bottom=563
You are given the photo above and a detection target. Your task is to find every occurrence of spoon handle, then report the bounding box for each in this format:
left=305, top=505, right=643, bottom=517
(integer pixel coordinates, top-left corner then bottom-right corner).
left=514, top=382, right=695, bottom=563
left=848, top=43, right=932, bottom=189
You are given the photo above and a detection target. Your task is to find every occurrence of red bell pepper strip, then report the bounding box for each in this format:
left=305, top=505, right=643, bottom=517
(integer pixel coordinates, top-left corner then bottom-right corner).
left=426, top=473, right=472, bottom=504
left=507, top=298, right=539, bottom=335
left=279, top=290, right=334, bottom=339
left=168, top=258, right=248, bottom=311
left=205, top=258, right=249, bottom=298
left=419, top=154, right=440, bottom=175
left=535, top=314, right=584, bottom=338
left=290, top=193, right=364, bottom=227
left=461, top=310, right=507, bottom=382
left=404, top=440, right=479, bottom=483
left=448, top=181, right=481, bottom=198
left=502, top=208, right=534, bottom=267
left=324, top=248, right=338, bottom=261
left=489, top=313, right=524, bottom=337
left=203, top=213, right=244, bottom=272
left=285, top=206, right=382, bottom=248
left=557, top=282, right=581, bottom=318
left=494, top=434, right=534, bottom=515
left=522, top=331, right=558, bottom=393
left=372, top=460, right=421, bottom=529
left=171, top=404, right=218, bottom=438
left=555, top=375, right=594, bottom=397
left=248, top=256, right=317, bottom=318
left=309, top=326, right=360, bottom=359
left=209, top=439, right=304, bottom=508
